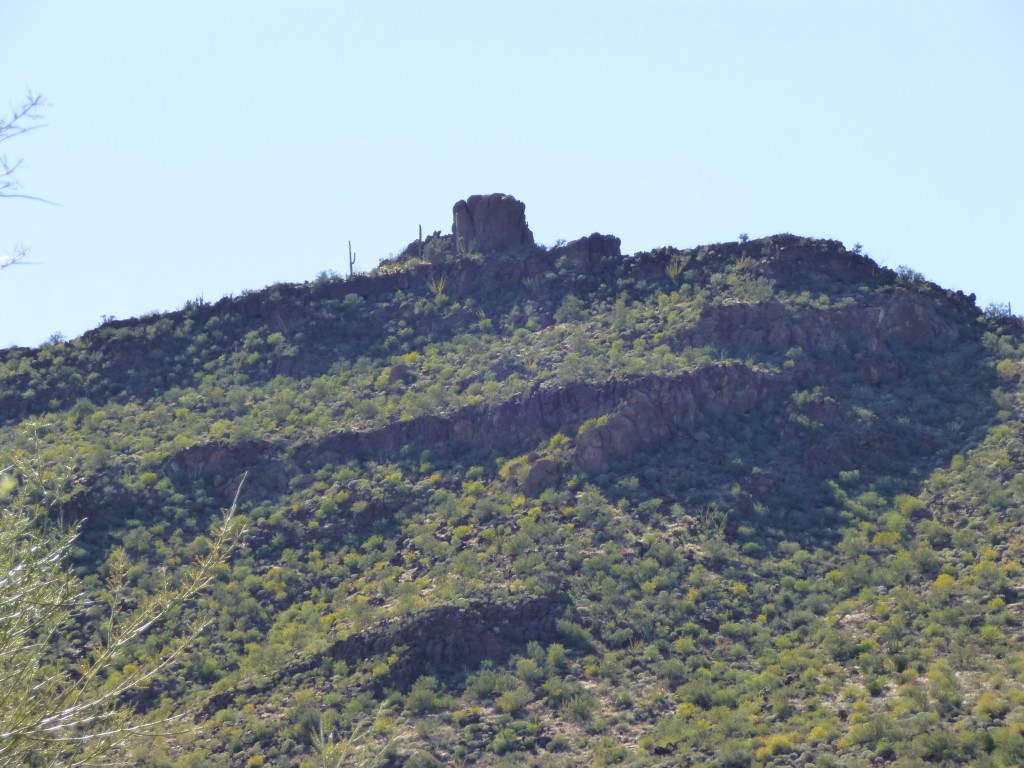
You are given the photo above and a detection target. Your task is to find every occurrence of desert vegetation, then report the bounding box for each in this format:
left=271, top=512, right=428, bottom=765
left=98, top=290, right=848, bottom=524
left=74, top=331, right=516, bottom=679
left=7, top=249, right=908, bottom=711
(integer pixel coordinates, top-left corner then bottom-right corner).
left=1, top=224, right=1022, bottom=766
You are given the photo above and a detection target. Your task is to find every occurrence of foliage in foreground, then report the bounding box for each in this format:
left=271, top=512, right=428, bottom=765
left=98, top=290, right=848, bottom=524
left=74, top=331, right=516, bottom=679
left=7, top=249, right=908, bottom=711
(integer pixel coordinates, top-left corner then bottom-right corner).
left=0, top=456, right=245, bottom=767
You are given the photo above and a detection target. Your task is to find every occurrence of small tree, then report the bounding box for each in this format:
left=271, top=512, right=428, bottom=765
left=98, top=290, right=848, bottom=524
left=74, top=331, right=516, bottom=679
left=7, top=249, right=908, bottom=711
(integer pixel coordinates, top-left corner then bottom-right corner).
left=895, top=264, right=927, bottom=288
left=984, top=302, right=1013, bottom=320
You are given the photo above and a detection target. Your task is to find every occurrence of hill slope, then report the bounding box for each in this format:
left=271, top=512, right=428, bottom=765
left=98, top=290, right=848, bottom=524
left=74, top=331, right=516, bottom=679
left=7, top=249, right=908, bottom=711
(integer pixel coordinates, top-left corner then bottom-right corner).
left=2, top=196, right=1023, bottom=767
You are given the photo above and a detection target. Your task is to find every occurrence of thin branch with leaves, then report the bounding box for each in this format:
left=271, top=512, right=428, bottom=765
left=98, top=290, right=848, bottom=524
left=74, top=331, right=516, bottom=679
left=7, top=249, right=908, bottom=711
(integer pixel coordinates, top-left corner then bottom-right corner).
left=0, top=92, right=49, bottom=202
left=0, top=450, right=248, bottom=768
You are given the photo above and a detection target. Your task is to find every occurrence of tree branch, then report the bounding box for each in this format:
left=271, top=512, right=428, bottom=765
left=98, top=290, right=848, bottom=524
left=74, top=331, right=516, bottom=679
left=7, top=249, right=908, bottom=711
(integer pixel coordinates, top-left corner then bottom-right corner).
left=0, top=92, right=50, bottom=202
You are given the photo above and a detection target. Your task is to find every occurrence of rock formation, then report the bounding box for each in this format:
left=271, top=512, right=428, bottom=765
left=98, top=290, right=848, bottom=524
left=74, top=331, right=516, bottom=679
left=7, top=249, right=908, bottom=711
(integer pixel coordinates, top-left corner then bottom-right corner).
left=452, top=194, right=534, bottom=254
left=549, top=233, right=622, bottom=271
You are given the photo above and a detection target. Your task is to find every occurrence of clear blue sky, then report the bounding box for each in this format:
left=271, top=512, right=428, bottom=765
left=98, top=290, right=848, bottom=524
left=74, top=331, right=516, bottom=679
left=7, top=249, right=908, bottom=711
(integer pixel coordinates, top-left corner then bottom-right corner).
left=2, top=1, right=1021, bottom=348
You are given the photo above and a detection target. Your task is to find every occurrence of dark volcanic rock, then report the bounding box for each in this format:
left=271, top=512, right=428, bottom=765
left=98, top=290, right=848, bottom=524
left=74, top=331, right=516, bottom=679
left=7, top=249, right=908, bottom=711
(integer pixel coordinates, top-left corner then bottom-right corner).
left=452, top=193, right=535, bottom=254
left=549, top=233, right=622, bottom=271
left=162, top=365, right=788, bottom=497
left=677, top=292, right=968, bottom=358
left=523, top=457, right=562, bottom=495
left=573, top=365, right=781, bottom=472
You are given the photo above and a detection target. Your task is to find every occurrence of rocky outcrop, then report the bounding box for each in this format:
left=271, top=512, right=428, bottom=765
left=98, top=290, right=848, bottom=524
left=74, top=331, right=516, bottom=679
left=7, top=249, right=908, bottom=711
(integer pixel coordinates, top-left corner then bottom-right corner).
left=573, top=365, right=779, bottom=472
left=754, top=235, right=886, bottom=287
left=296, top=365, right=784, bottom=471
left=549, top=233, right=622, bottom=271
left=676, top=292, right=968, bottom=359
left=522, top=458, right=562, bottom=495
left=159, top=365, right=787, bottom=501
left=452, top=194, right=534, bottom=254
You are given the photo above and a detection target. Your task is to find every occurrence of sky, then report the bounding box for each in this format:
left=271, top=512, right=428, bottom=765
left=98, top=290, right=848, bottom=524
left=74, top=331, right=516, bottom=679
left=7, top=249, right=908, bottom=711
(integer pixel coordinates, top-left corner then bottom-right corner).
left=1, top=1, right=1021, bottom=349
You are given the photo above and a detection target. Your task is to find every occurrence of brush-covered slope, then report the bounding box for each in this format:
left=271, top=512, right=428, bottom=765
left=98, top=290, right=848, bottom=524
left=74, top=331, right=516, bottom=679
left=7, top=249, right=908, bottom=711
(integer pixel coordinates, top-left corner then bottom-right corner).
left=2, top=203, right=1023, bottom=767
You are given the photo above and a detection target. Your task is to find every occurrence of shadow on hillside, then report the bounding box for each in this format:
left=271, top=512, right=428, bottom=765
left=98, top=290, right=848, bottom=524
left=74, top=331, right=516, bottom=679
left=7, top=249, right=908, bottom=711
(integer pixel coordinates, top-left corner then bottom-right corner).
left=589, top=326, right=999, bottom=548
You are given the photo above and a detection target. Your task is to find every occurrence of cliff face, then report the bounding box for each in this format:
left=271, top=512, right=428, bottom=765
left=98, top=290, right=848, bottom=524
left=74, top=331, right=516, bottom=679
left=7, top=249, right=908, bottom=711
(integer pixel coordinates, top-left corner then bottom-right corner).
left=678, top=291, right=965, bottom=357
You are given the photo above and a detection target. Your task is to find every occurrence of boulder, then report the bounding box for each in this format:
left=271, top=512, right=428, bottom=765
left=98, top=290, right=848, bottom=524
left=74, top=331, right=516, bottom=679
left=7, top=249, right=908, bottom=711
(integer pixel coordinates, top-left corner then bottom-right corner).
left=387, top=362, right=410, bottom=385
left=523, top=458, right=561, bottom=495
left=452, top=194, right=535, bottom=254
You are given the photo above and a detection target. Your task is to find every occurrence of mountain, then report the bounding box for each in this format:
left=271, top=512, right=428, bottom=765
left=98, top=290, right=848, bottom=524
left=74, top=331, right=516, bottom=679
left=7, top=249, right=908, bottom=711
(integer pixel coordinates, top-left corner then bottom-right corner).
left=1, top=194, right=1022, bottom=767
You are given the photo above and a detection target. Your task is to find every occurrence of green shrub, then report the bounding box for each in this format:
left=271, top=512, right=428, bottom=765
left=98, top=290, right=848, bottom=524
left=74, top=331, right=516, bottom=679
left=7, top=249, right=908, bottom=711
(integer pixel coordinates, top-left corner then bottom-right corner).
left=562, top=693, right=597, bottom=723
left=556, top=618, right=595, bottom=649
left=491, top=727, right=521, bottom=755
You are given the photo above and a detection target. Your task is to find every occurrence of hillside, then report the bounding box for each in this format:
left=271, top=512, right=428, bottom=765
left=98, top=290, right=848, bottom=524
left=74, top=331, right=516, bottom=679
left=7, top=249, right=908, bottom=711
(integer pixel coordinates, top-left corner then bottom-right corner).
left=2, top=194, right=1023, bottom=768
